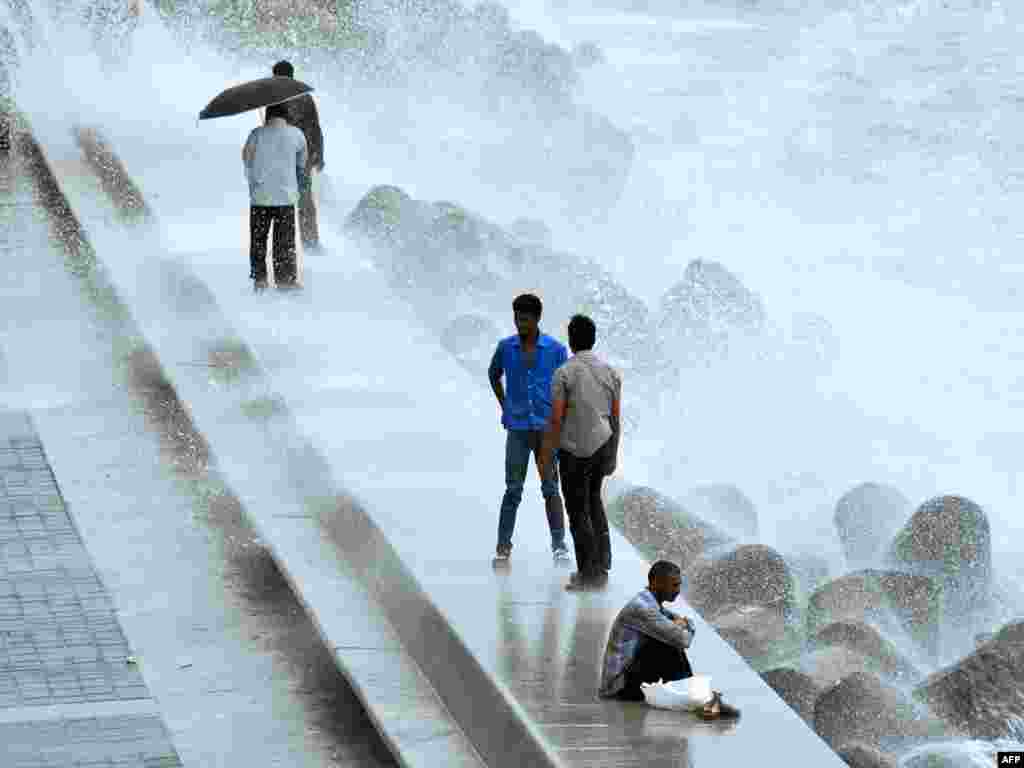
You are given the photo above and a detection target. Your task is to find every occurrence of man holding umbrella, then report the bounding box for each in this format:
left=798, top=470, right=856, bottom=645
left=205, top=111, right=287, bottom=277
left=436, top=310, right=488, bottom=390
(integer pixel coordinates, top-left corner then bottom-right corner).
left=242, top=101, right=307, bottom=291
left=200, top=72, right=316, bottom=290
left=272, top=60, right=325, bottom=255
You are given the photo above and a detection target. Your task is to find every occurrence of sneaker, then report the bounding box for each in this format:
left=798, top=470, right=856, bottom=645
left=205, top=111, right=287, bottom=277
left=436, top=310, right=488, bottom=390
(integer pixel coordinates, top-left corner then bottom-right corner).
left=493, top=545, right=511, bottom=565
left=553, top=546, right=571, bottom=563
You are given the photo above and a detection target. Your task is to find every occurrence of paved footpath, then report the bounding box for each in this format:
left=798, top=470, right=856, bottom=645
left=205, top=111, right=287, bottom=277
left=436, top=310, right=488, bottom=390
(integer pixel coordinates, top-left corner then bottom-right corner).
left=0, top=409, right=183, bottom=767
left=0, top=125, right=398, bottom=768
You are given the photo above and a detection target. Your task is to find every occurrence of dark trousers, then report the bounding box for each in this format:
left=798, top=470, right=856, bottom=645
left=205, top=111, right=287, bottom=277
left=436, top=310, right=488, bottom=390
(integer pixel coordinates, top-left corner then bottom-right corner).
left=558, top=439, right=612, bottom=581
left=616, top=637, right=694, bottom=702
left=298, top=173, right=319, bottom=250
left=249, top=205, right=296, bottom=284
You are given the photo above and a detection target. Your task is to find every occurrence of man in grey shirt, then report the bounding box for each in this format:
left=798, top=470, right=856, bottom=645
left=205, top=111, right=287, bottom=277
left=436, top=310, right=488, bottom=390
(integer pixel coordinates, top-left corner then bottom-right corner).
left=539, top=314, right=622, bottom=590
left=243, top=101, right=308, bottom=291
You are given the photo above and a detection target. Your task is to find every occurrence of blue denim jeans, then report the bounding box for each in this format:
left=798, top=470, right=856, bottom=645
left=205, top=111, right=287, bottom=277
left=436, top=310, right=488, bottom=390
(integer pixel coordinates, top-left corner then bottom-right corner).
left=497, top=429, right=566, bottom=552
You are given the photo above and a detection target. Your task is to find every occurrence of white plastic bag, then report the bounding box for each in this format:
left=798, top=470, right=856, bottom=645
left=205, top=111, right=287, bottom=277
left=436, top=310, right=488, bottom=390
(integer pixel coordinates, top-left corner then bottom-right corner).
left=641, top=675, right=713, bottom=711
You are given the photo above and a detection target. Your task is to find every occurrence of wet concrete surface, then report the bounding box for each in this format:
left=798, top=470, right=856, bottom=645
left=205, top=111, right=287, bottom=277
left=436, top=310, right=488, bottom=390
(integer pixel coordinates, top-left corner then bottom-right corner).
left=22, top=118, right=851, bottom=765
left=0, top=407, right=184, bottom=768
left=35, top=404, right=399, bottom=768
left=142, top=251, right=850, bottom=767
left=0, top=141, right=396, bottom=767
left=18, top=121, right=497, bottom=767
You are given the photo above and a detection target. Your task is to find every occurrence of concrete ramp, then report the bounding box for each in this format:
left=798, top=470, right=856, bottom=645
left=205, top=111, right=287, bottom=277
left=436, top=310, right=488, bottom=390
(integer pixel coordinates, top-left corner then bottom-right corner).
left=12, top=115, right=489, bottom=768
left=25, top=117, right=851, bottom=767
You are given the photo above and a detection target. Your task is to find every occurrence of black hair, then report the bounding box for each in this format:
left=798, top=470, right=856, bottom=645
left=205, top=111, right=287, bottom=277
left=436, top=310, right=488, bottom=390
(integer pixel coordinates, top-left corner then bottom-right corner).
left=265, top=102, right=290, bottom=122
left=567, top=314, right=596, bottom=351
left=512, top=293, right=543, bottom=319
left=272, top=60, right=295, bottom=77
left=648, top=560, right=681, bottom=583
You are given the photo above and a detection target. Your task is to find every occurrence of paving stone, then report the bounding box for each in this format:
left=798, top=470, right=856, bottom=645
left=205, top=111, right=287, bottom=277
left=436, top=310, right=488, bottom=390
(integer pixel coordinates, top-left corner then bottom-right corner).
left=0, top=715, right=181, bottom=766
left=0, top=405, right=181, bottom=765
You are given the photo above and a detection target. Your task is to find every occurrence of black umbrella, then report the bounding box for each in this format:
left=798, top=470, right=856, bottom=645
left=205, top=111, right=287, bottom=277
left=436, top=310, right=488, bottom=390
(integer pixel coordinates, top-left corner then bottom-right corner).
left=199, top=76, right=314, bottom=120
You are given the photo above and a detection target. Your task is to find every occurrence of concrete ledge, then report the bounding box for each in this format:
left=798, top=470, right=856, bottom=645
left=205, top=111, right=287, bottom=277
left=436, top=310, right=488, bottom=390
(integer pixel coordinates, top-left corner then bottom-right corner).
left=0, top=699, right=163, bottom=725
left=0, top=714, right=182, bottom=764
left=30, top=117, right=853, bottom=768
left=20, top=118, right=559, bottom=768
left=74, top=125, right=151, bottom=223
left=63, top=119, right=565, bottom=768
left=0, top=409, right=33, bottom=442
left=12, top=117, right=490, bottom=768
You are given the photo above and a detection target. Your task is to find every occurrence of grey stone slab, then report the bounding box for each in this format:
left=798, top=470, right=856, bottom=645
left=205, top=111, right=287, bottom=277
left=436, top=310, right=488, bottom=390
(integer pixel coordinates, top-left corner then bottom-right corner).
left=0, top=411, right=34, bottom=444
left=33, top=120, right=853, bottom=768
left=157, top=260, right=854, bottom=768
left=52, top=251, right=487, bottom=766
left=1, top=134, right=405, bottom=767
left=67, top=245, right=834, bottom=768
left=0, top=451, right=23, bottom=469
left=30, top=406, right=407, bottom=767
left=0, top=714, right=181, bottom=766
left=0, top=381, right=177, bottom=768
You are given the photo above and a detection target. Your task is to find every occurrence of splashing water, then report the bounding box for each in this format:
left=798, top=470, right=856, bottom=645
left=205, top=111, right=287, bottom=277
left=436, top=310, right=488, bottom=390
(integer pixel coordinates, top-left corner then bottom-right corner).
left=5, top=4, right=1024, bottom=760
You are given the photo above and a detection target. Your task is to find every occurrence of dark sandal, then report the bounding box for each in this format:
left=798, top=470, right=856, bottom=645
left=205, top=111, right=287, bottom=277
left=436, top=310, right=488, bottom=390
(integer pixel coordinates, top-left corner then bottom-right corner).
left=698, top=691, right=740, bottom=720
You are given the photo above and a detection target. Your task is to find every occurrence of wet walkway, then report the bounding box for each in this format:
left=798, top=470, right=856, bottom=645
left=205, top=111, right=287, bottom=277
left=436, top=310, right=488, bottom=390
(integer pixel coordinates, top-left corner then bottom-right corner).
left=0, top=125, right=401, bottom=767
left=0, top=409, right=183, bottom=767
left=16, top=110, right=856, bottom=764
left=39, top=129, right=848, bottom=767
left=0, top=133, right=182, bottom=767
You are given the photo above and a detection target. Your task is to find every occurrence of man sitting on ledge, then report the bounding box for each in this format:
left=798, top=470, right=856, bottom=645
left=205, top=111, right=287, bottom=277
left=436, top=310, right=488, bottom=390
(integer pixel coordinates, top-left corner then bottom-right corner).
left=599, top=560, right=738, bottom=718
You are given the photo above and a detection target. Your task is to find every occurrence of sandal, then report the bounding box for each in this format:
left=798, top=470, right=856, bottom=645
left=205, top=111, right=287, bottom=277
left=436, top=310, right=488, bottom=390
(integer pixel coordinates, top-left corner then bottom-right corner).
left=698, top=691, right=740, bottom=720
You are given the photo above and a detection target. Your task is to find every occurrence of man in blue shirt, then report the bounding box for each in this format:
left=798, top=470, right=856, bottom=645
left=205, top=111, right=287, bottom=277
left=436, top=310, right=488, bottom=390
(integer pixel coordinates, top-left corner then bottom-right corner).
left=488, top=294, right=570, bottom=563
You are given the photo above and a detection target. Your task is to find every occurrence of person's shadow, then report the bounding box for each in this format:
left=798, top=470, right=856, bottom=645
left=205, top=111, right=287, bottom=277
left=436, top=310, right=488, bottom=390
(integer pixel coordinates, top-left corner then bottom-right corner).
left=495, top=573, right=566, bottom=706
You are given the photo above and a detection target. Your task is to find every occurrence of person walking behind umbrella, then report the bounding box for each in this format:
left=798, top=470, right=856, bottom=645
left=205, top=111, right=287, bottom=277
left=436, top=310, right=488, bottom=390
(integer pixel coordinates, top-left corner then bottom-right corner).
left=539, top=314, right=621, bottom=591
left=272, top=60, right=324, bottom=254
left=242, top=101, right=307, bottom=292
left=488, top=294, right=571, bottom=565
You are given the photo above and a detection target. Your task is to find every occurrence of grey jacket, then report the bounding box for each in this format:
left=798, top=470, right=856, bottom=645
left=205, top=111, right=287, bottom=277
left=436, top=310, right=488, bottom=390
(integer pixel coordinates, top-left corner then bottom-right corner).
left=599, top=589, right=695, bottom=698
left=242, top=117, right=308, bottom=207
